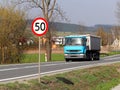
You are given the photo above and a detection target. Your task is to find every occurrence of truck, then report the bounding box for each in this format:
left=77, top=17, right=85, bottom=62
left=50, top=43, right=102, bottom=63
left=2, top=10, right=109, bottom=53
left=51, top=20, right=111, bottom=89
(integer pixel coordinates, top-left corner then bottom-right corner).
left=63, top=34, right=101, bottom=62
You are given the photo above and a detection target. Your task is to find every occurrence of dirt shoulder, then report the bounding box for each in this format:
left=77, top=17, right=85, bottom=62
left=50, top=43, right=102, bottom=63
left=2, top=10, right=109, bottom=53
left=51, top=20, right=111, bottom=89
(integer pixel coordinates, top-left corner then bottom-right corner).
left=24, top=48, right=64, bottom=54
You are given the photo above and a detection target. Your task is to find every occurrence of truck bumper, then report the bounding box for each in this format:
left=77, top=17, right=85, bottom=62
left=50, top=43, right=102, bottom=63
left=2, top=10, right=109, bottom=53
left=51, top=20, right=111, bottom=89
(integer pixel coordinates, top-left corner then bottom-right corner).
left=64, top=54, right=85, bottom=59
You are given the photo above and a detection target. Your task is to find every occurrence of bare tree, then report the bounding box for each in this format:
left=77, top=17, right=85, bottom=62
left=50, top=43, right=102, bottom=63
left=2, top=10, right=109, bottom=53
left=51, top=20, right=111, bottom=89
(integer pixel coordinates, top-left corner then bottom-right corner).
left=12, top=0, right=52, bottom=61
left=117, top=2, right=120, bottom=23
left=111, top=26, right=120, bottom=39
left=116, top=1, right=120, bottom=39
left=12, top=0, right=69, bottom=61
left=96, top=27, right=108, bottom=46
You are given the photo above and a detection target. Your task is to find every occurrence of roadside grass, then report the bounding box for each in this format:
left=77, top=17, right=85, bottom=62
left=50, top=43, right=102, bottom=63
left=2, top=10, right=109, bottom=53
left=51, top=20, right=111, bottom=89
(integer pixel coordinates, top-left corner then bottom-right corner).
left=21, top=51, right=120, bottom=63
left=0, top=63, right=120, bottom=90
left=109, top=51, right=120, bottom=55
left=21, top=53, right=64, bottom=63
left=100, top=51, right=120, bottom=57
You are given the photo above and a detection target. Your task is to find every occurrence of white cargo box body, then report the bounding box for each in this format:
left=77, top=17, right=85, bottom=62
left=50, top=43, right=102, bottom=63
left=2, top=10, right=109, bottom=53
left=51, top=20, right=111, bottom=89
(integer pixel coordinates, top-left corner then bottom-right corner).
left=86, top=35, right=101, bottom=51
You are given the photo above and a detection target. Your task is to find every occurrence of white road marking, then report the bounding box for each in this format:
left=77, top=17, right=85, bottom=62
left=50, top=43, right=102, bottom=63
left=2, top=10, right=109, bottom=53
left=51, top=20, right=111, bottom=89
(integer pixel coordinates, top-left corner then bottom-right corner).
left=0, top=56, right=120, bottom=72
left=0, top=60, right=120, bottom=82
left=0, top=66, right=37, bottom=72
left=0, top=62, right=81, bottom=72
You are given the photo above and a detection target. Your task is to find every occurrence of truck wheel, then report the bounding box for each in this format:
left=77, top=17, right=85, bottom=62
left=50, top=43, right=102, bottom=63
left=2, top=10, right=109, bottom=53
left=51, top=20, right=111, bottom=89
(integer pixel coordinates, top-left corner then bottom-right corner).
left=97, top=57, right=100, bottom=60
left=65, top=59, right=69, bottom=62
left=90, top=53, right=94, bottom=61
left=97, top=53, right=100, bottom=60
left=92, top=52, right=100, bottom=60
left=95, top=52, right=100, bottom=60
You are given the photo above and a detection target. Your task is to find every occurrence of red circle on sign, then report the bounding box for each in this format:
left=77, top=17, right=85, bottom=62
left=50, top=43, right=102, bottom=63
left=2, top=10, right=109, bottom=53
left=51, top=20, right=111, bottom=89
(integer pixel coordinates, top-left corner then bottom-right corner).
left=32, top=17, right=48, bottom=36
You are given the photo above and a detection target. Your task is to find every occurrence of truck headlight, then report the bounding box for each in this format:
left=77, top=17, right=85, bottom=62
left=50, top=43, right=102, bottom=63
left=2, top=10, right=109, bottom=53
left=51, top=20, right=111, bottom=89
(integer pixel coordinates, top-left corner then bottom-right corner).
left=64, top=54, right=68, bottom=56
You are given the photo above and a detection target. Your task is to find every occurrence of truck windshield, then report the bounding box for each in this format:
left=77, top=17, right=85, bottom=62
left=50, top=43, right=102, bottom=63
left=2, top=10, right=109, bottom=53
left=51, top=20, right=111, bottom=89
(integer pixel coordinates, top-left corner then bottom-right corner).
left=65, top=38, right=83, bottom=45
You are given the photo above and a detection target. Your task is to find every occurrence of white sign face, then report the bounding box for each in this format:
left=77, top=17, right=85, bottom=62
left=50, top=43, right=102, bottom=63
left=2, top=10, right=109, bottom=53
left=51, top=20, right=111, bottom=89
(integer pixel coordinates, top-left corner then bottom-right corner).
left=32, top=17, right=48, bottom=36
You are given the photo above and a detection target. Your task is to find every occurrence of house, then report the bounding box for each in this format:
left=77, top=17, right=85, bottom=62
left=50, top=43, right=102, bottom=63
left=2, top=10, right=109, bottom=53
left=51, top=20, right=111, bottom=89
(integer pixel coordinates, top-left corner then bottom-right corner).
left=52, top=36, right=65, bottom=45
left=112, top=38, right=120, bottom=47
left=41, top=36, right=64, bottom=49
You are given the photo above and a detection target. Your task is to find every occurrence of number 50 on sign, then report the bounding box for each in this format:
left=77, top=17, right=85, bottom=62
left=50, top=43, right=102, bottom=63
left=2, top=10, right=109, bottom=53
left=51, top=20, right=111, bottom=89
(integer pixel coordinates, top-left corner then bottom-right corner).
left=32, top=17, right=48, bottom=36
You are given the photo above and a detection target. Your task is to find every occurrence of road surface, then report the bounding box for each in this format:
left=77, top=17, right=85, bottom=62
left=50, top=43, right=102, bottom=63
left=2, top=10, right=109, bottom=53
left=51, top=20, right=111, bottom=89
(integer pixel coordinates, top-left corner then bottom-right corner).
left=0, top=55, right=120, bottom=82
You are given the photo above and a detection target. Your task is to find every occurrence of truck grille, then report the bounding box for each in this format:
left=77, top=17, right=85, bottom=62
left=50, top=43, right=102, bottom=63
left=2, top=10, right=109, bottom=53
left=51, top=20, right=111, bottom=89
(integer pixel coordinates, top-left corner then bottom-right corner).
left=67, top=50, right=80, bottom=52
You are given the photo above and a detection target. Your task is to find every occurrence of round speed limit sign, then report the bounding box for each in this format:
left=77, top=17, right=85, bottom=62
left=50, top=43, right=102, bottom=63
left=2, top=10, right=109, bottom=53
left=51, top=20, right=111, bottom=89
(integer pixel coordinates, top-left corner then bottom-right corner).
left=32, top=17, right=48, bottom=36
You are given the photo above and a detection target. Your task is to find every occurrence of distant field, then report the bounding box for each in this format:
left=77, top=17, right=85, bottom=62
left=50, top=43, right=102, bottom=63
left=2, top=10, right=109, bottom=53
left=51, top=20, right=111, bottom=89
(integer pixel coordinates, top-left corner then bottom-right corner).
left=0, top=63, right=120, bottom=90
left=21, top=51, right=120, bottom=63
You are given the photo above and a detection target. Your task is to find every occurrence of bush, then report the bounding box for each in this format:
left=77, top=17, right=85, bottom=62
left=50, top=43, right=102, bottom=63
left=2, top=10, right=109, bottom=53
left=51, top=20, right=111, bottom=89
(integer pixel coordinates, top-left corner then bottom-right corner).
left=0, top=7, right=27, bottom=64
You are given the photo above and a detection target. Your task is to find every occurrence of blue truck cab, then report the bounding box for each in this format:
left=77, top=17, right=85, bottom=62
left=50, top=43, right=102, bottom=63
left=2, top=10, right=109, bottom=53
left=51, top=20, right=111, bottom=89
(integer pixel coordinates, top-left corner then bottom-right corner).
left=64, top=35, right=101, bottom=61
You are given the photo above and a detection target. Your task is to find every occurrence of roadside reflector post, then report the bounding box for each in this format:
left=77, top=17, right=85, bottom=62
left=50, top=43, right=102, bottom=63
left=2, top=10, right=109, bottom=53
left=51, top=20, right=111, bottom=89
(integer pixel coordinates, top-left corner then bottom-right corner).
left=45, top=52, right=47, bottom=62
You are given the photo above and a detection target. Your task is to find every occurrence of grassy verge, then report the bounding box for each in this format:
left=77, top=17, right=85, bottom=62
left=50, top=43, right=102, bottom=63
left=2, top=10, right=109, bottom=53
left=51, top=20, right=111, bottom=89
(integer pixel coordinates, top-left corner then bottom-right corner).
left=21, top=51, right=120, bottom=63
left=108, top=51, right=120, bottom=55
left=100, top=51, right=120, bottom=57
left=21, top=53, right=64, bottom=63
left=0, top=63, right=120, bottom=90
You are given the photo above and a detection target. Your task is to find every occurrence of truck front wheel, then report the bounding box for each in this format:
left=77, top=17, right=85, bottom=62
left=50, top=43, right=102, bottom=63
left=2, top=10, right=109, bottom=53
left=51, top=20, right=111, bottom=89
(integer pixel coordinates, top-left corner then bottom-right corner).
left=65, top=59, right=69, bottom=62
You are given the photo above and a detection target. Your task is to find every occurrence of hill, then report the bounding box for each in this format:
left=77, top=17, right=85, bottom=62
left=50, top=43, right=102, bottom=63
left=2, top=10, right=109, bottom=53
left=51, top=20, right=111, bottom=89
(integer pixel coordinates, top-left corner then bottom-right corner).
left=27, top=20, right=114, bottom=34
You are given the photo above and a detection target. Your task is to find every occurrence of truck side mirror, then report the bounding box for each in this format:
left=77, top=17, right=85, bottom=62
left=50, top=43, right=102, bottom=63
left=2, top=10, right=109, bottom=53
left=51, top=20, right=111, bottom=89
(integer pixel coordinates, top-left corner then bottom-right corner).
left=62, top=38, right=65, bottom=46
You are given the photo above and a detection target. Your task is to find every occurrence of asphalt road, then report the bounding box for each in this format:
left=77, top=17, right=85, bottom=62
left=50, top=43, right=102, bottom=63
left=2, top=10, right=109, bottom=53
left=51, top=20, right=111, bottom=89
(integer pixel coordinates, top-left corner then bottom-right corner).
left=0, top=55, right=120, bottom=82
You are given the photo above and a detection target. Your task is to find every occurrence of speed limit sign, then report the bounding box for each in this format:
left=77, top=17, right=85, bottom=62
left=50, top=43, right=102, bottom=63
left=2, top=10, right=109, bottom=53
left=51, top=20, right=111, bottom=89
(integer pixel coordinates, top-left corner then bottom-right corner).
left=31, top=17, right=48, bottom=83
left=32, top=17, right=48, bottom=36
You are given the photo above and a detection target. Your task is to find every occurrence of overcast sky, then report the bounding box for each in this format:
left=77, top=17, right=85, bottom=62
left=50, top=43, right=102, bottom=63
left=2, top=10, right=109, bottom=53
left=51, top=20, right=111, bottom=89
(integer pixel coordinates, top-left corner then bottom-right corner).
left=28, top=0, right=120, bottom=26
left=56, top=0, right=120, bottom=26
left=1, top=0, right=120, bottom=26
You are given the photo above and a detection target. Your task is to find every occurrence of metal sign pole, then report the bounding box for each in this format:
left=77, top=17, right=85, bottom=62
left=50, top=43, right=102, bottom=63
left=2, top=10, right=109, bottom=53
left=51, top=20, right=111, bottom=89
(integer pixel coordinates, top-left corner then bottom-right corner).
left=38, top=37, right=41, bottom=83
